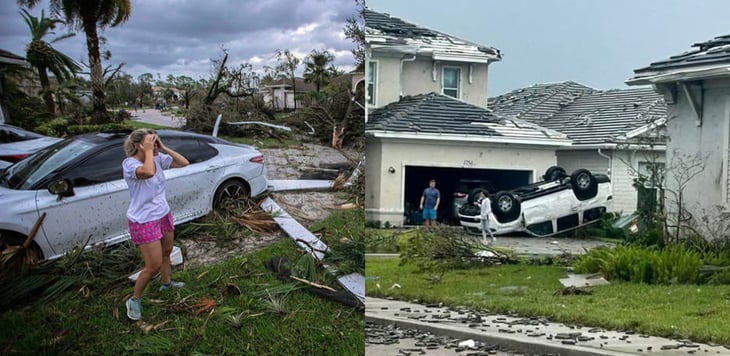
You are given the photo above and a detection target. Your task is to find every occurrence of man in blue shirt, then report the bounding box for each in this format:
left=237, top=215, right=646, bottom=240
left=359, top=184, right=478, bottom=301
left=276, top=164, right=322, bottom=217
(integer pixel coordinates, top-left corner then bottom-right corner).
left=419, top=179, right=441, bottom=227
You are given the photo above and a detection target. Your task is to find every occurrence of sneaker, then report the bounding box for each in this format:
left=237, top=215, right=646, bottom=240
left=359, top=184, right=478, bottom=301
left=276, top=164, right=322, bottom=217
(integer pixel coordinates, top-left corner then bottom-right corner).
left=126, top=297, right=142, bottom=321
left=159, top=281, right=185, bottom=291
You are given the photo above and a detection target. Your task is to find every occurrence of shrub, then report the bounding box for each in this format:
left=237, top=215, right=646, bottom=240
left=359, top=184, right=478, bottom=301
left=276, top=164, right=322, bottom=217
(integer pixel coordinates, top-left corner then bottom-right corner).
left=575, top=244, right=702, bottom=284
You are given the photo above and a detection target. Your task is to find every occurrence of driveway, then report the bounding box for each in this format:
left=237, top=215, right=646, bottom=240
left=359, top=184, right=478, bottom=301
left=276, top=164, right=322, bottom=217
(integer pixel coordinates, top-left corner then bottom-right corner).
left=131, top=108, right=185, bottom=128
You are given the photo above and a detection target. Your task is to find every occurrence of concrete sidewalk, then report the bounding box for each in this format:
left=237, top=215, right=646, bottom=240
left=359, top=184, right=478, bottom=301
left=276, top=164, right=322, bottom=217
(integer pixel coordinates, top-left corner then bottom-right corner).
left=366, top=297, right=729, bottom=355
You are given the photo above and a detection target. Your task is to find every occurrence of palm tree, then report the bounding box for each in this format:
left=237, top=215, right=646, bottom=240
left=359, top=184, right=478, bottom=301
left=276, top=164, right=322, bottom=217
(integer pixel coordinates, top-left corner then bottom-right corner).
left=18, top=0, right=131, bottom=123
left=20, top=9, right=80, bottom=115
left=303, top=49, right=335, bottom=92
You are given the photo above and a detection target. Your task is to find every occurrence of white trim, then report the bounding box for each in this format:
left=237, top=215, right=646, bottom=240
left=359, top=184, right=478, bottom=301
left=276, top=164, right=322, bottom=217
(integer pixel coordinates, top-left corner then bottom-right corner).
left=441, top=65, right=462, bottom=99
left=367, top=131, right=572, bottom=146
left=627, top=64, right=730, bottom=85
left=722, top=95, right=730, bottom=209
left=366, top=60, right=378, bottom=107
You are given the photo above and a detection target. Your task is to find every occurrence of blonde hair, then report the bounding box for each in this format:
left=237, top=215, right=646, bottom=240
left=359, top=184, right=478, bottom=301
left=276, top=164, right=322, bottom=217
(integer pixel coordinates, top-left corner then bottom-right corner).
left=124, top=129, right=156, bottom=157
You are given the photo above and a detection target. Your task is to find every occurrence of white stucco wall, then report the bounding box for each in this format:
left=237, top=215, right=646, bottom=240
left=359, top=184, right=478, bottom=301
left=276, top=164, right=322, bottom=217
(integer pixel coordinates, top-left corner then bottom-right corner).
left=369, top=52, right=489, bottom=109
left=557, top=149, right=665, bottom=215
left=365, top=136, right=558, bottom=226
left=663, top=78, right=730, bottom=236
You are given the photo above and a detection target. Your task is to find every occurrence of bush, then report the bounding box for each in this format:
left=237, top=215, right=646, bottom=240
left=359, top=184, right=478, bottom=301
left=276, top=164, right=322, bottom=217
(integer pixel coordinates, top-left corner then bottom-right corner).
left=575, top=244, right=702, bottom=284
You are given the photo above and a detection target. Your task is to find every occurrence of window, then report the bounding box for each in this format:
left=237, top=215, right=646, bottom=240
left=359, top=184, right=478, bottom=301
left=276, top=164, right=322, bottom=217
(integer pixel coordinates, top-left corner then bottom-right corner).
left=442, top=67, right=461, bottom=98
left=367, top=61, right=377, bottom=105
left=163, top=138, right=217, bottom=164
left=65, top=145, right=125, bottom=187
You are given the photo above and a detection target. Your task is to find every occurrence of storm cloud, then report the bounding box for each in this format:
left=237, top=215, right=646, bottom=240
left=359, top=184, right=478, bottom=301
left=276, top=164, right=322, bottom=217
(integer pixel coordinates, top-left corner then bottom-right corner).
left=0, top=0, right=360, bottom=80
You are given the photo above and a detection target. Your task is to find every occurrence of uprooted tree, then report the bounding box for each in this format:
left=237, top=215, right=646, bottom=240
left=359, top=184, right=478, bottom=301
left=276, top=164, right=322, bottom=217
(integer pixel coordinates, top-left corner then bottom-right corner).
left=185, top=49, right=269, bottom=134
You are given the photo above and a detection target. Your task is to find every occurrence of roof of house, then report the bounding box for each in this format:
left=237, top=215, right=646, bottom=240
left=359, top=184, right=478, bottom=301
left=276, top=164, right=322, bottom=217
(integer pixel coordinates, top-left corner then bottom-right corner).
left=628, top=34, right=730, bottom=84
left=263, top=77, right=316, bottom=92
left=0, top=49, right=26, bottom=65
left=364, top=9, right=501, bottom=63
left=489, top=82, right=667, bottom=145
left=366, top=93, right=568, bottom=143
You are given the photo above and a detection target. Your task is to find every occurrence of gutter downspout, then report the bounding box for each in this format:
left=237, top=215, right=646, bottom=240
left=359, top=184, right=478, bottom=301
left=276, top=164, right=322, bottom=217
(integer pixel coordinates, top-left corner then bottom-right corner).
left=597, top=148, right=614, bottom=206
left=399, top=55, right=416, bottom=99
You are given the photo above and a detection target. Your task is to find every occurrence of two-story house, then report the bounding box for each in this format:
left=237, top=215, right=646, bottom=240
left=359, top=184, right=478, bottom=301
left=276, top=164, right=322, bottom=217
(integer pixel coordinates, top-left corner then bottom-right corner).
left=489, top=82, right=667, bottom=215
left=364, top=9, right=571, bottom=227
left=627, top=34, right=730, bottom=238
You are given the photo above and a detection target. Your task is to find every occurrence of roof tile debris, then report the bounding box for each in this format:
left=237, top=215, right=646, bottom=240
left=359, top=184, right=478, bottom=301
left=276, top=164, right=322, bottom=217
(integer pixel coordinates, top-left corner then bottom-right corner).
left=365, top=9, right=502, bottom=61
left=489, top=82, right=667, bottom=145
left=632, top=34, right=730, bottom=76
left=366, top=93, right=566, bottom=141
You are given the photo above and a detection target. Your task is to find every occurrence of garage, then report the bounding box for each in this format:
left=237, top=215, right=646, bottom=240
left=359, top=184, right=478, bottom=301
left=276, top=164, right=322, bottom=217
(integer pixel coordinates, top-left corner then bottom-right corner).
left=403, top=166, right=532, bottom=225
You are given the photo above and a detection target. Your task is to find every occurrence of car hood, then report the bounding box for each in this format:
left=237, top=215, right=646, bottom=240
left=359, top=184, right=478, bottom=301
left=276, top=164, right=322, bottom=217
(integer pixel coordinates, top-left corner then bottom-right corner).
left=0, top=137, right=63, bottom=154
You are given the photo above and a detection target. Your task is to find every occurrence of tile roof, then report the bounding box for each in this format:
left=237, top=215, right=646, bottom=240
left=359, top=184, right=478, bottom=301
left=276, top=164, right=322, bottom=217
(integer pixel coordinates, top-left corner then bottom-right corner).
left=632, top=34, right=730, bottom=75
left=490, top=82, right=666, bottom=145
left=365, top=9, right=501, bottom=63
left=366, top=93, right=567, bottom=142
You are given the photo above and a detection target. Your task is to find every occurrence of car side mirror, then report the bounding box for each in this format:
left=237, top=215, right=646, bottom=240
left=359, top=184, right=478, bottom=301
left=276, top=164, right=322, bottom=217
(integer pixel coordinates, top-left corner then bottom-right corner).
left=48, top=179, right=75, bottom=198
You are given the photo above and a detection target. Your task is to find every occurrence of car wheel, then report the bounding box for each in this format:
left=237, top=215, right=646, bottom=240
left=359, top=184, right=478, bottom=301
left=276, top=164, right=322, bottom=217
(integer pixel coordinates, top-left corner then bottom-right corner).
left=570, top=169, right=598, bottom=200
left=0, top=231, right=43, bottom=264
left=213, top=180, right=250, bottom=211
left=543, top=166, right=567, bottom=181
left=491, top=191, right=521, bottom=223
left=467, top=187, right=489, bottom=205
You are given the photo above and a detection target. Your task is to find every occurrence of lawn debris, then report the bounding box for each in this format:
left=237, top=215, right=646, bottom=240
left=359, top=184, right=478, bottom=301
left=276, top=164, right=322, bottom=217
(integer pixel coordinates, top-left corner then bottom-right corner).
left=290, top=275, right=337, bottom=292
left=331, top=172, right=347, bottom=191
left=195, top=298, right=217, bottom=316
left=0, top=212, right=45, bottom=277
left=79, top=285, right=90, bottom=298
left=559, top=273, right=610, bottom=288
left=222, top=283, right=241, bottom=296
left=555, top=286, right=594, bottom=296
left=231, top=210, right=278, bottom=233
left=49, top=328, right=67, bottom=346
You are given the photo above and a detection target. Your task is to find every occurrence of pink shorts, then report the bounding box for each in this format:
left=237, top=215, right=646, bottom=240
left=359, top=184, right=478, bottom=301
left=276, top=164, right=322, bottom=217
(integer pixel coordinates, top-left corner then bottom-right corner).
left=128, top=212, right=174, bottom=246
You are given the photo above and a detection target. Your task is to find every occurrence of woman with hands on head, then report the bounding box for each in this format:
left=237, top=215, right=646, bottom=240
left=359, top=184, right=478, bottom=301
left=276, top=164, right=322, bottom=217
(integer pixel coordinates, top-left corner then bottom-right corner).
left=122, top=129, right=189, bottom=321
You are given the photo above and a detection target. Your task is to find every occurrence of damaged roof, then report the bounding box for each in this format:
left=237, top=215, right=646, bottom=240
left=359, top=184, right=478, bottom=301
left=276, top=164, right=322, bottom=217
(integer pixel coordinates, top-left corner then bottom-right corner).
left=628, top=34, right=730, bottom=84
left=365, top=9, right=502, bottom=63
left=366, top=93, right=569, bottom=144
left=490, top=82, right=666, bottom=145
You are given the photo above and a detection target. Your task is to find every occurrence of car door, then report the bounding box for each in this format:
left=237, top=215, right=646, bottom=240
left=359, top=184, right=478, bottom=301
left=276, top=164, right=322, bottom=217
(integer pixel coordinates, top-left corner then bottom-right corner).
left=36, top=145, right=129, bottom=255
left=161, top=137, right=221, bottom=223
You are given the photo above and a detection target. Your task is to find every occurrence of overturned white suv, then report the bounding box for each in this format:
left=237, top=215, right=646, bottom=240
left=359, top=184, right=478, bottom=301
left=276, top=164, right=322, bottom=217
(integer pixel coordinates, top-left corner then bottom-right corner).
left=458, top=167, right=612, bottom=237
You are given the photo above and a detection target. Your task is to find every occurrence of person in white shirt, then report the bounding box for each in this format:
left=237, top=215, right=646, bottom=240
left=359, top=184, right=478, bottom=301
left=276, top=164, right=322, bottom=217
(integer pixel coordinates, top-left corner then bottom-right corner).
left=122, top=129, right=189, bottom=321
left=478, top=190, right=496, bottom=244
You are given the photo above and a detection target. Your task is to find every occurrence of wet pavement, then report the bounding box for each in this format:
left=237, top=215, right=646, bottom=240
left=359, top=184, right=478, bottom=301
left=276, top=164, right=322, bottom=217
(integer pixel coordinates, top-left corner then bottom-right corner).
left=366, top=298, right=730, bottom=356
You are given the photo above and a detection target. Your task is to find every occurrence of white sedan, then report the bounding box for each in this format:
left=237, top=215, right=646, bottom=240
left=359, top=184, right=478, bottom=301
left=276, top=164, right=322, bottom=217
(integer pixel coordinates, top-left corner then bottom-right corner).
left=0, top=124, right=62, bottom=169
left=0, top=129, right=268, bottom=260
left=458, top=167, right=612, bottom=237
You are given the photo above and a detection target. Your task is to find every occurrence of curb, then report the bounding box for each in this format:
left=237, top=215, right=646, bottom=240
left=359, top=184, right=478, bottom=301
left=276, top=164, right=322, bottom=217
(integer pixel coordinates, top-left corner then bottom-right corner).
left=365, top=314, right=633, bottom=356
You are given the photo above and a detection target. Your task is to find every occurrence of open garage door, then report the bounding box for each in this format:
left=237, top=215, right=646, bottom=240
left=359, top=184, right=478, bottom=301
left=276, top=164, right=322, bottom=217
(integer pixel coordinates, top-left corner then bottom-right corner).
left=403, top=166, right=531, bottom=225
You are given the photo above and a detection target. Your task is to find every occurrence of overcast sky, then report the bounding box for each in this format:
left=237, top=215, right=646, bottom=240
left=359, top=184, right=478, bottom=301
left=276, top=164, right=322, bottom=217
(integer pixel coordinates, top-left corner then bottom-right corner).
left=0, top=0, right=360, bottom=81
left=366, top=0, right=730, bottom=96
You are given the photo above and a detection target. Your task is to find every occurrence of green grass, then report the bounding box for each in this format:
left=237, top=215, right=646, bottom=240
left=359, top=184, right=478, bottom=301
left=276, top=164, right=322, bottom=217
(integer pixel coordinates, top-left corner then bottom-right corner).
left=123, top=120, right=175, bottom=130
left=366, top=256, right=730, bottom=344
left=0, top=240, right=364, bottom=355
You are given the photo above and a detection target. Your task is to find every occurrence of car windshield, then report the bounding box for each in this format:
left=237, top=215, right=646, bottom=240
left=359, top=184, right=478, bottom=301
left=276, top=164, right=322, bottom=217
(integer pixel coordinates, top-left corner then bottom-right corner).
left=5, top=138, right=98, bottom=190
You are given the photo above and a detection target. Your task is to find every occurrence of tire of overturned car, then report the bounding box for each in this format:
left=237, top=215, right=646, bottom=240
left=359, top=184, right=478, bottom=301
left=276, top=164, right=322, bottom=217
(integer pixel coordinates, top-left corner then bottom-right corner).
left=570, top=169, right=598, bottom=201
left=543, top=165, right=567, bottom=181
left=491, top=191, right=521, bottom=223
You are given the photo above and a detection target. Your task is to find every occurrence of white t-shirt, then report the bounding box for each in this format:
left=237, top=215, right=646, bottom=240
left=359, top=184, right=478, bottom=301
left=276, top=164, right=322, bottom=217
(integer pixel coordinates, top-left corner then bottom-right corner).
left=480, top=197, right=492, bottom=220
left=123, top=153, right=173, bottom=223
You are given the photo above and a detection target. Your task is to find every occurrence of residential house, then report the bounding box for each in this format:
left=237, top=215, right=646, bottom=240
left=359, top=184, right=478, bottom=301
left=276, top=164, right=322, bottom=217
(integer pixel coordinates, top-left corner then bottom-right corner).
left=627, top=34, right=730, bottom=237
left=365, top=9, right=501, bottom=111
left=262, top=77, right=316, bottom=110
left=489, top=81, right=667, bottom=215
left=364, top=9, right=571, bottom=227
left=0, top=49, right=27, bottom=124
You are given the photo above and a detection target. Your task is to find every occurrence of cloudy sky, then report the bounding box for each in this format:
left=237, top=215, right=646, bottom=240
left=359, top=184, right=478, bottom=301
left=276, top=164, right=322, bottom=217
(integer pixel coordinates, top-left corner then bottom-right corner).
left=0, top=0, right=361, bottom=81
left=366, top=0, right=730, bottom=96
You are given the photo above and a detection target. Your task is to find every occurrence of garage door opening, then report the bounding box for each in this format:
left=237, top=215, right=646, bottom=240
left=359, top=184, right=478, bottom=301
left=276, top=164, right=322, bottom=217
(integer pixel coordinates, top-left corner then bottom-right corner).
left=403, top=166, right=531, bottom=225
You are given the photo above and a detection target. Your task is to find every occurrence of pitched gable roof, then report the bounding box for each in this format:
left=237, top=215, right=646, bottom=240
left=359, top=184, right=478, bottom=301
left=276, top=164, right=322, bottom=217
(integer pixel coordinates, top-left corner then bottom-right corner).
left=490, top=83, right=667, bottom=145
left=628, top=34, right=730, bottom=84
left=365, top=9, right=501, bottom=63
left=366, top=93, right=569, bottom=145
